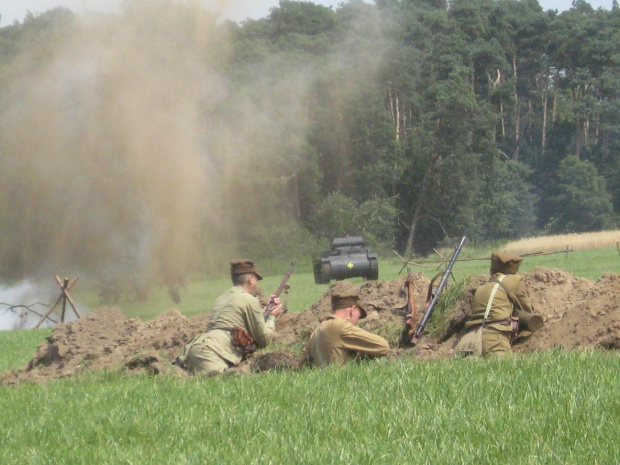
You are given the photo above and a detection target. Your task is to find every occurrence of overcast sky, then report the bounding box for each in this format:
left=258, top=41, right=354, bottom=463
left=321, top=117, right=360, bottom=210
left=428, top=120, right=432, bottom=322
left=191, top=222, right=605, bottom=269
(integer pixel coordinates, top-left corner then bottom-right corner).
left=0, top=0, right=616, bottom=27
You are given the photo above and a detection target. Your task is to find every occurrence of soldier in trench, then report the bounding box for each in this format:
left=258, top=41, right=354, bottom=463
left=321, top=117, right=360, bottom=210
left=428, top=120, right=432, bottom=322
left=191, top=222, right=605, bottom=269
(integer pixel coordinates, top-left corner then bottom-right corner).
left=300, top=292, right=390, bottom=367
left=175, top=259, right=282, bottom=374
left=454, top=252, right=544, bottom=357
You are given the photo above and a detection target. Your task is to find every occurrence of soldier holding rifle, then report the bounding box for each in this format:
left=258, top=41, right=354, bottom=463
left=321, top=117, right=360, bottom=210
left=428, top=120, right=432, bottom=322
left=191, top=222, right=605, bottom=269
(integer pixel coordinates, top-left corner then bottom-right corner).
left=175, top=259, right=283, bottom=374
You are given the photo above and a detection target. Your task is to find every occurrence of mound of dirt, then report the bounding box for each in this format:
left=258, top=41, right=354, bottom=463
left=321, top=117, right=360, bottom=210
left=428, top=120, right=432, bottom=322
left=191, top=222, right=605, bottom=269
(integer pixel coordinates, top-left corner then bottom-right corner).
left=1, top=268, right=619, bottom=385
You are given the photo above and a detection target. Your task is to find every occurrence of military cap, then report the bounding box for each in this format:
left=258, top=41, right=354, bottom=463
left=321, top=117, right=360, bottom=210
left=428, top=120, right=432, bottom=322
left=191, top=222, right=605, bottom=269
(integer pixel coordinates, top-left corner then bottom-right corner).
left=491, top=251, right=523, bottom=275
left=331, top=292, right=367, bottom=319
left=230, top=259, right=263, bottom=280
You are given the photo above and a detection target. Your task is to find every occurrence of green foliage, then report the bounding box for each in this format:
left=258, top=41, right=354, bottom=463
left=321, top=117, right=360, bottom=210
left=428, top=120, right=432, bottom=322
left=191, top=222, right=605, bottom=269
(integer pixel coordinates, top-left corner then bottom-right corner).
left=309, top=192, right=359, bottom=240
left=473, top=158, right=538, bottom=241
left=309, top=193, right=398, bottom=250
left=545, top=156, right=616, bottom=233
left=425, top=276, right=467, bottom=336
left=268, top=0, right=336, bottom=37
left=357, top=196, right=399, bottom=250
left=235, top=220, right=323, bottom=265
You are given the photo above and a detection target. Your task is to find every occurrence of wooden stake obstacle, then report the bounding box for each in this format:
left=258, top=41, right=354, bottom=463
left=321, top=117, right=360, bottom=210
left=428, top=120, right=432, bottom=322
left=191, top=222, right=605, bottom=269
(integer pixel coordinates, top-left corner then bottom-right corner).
left=34, top=276, right=82, bottom=329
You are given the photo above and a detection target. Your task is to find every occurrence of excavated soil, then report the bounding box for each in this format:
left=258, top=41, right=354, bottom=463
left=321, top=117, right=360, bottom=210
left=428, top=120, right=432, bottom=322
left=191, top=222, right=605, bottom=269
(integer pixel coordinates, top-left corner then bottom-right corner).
left=1, top=267, right=619, bottom=385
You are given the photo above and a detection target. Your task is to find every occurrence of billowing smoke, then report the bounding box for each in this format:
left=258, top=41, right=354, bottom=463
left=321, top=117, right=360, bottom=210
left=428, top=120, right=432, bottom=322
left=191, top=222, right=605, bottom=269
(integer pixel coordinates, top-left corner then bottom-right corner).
left=0, top=280, right=65, bottom=330
left=0, top=0, right=386, bottom=298
left=0, top=1, right=245, bottom=284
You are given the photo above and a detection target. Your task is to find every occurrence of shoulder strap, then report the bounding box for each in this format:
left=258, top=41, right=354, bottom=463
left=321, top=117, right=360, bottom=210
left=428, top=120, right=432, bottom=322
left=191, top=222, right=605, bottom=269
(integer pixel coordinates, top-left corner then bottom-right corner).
left=490, top=276, right=524, bottom=313
left=483, top=274, right=505, bottom=326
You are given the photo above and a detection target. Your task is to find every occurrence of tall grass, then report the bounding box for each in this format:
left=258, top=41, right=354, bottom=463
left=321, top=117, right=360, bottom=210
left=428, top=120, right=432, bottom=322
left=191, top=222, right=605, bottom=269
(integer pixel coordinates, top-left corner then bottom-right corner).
left=502, top=229, right=620, bottom=253
left=1, top=351, right=619, bottom=463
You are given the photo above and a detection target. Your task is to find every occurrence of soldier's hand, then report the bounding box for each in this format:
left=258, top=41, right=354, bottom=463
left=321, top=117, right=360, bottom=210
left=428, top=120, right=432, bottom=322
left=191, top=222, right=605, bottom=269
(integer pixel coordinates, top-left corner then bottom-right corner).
left=268, top=296, right=283, bottom=317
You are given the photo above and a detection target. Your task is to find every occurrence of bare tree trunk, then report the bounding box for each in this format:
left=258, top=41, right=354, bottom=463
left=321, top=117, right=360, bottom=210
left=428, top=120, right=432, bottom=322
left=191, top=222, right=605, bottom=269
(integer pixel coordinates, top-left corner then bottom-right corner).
left=594, top=109, right=600, bottom=146
left=542, top=86, right=548, bottom=153
left=387, top=88, right=400, bottom=142
left=552, top=83, right=557, bottom=127
left=395, top=92, right=400, bottom=142
left=500, top=101, right=506, bottom=139
left=402, top=103, right=407, bottom=142
left=574, top=86, right=583, bottom=159
left=404, top=164, right=433, bottom=257
left=293, top=173, right=301, bottom=220
left=512, top=56, right=520, bottom=160
left=488, top=69, right=503, bottom=143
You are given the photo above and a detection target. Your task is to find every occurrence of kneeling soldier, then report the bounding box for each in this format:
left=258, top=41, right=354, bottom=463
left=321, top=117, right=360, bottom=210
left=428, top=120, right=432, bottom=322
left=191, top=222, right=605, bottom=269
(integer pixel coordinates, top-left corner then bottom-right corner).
left=455, top=252, right=544, bottom=357
left=175, top=259, right=282, bottom=374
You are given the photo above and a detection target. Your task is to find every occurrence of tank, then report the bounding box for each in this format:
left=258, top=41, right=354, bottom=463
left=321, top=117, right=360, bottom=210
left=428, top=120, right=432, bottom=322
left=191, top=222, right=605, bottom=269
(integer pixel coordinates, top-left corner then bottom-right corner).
left=313, top=236, right=379, bottom=284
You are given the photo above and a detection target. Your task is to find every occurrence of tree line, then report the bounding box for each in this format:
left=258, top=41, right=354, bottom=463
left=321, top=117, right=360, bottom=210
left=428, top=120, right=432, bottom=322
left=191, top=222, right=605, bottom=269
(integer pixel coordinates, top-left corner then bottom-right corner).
left=0, top=0, right=619, bottom=279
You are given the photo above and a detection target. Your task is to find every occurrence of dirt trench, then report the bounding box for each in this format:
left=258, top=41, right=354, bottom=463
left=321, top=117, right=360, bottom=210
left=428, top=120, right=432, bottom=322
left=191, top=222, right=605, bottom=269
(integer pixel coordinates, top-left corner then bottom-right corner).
left=1, top=268, right=619, bottom=385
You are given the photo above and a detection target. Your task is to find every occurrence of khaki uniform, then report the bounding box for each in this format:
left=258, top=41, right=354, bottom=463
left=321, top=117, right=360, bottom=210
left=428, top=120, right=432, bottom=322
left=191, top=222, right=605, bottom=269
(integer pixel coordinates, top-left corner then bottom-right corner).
left=301, top=316, right=390, bottom=367
left=178, top=286, right=275, bottom=373
left=462, top=273, right=533, bottom=357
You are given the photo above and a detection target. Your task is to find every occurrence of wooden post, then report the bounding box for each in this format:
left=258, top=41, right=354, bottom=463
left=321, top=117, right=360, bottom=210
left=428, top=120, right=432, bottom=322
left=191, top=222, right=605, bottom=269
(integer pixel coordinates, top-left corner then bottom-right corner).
left=60, top=277, right=69, bottom=322
left=33, top=276, right=81, bottom=329
left=33, top=293, right=64, bottom=329
left=55, top=275, right=82, bottom=319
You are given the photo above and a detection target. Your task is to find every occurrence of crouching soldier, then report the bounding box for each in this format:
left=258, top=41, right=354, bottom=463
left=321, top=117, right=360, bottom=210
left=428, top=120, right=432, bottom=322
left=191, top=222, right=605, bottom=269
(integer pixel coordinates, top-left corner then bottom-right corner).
left=175, top=259, right=282, bottom=374
left=301, top=292, right=390, bottom=367
left=455, top=252, right=544, bottom=357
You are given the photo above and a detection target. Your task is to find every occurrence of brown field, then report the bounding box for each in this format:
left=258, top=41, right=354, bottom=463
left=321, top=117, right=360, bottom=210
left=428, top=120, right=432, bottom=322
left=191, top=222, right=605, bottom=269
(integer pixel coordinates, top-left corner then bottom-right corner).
left=503, top=229, right=620, bottom=254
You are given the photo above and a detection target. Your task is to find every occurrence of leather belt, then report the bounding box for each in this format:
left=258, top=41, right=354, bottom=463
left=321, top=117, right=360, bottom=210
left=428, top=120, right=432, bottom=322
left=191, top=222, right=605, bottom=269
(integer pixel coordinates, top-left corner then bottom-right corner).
left=471, top=319, right=511, bottom=330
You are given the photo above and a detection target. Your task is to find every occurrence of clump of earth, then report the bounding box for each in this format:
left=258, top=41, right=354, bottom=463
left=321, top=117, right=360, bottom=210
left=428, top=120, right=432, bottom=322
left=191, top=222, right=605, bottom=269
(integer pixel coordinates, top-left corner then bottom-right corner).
left=1, top=267, right=619, bottom=385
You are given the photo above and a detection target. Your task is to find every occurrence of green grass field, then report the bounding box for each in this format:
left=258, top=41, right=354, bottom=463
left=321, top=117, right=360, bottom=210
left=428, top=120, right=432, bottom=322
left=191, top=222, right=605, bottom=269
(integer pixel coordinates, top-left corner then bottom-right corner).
left=1, top=246, right=619, bottom=463
left=1, top=352, right=619, bottom=463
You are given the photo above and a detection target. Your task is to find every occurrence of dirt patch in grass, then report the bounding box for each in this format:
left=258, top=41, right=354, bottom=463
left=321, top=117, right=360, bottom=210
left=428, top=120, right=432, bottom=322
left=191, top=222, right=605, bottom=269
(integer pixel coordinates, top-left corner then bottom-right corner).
left=2, top=268, right=619, bottom=385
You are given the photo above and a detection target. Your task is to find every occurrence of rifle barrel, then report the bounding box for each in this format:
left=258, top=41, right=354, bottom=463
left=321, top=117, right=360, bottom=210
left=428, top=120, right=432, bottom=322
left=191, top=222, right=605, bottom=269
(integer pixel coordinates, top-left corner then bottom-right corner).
left=263, top=263, right=294, bottom=320
left=412, top=236, right=467, bottom=343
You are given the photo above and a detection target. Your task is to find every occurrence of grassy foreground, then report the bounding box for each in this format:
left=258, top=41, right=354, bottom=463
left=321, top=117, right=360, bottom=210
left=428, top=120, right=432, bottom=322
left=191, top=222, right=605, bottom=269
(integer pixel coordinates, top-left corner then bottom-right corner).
left=2, top=244, right=619, bottom=463
left=1, top=351, right=619, bottom=464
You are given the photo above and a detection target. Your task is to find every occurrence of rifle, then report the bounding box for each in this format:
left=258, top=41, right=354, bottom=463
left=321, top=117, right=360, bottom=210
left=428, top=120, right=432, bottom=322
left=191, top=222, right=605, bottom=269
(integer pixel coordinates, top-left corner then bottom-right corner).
left=403, top=236, right=467, bottom=346
left=263, top=262, right=294, bottom=321
left=399, top=267, right=417, bottom=346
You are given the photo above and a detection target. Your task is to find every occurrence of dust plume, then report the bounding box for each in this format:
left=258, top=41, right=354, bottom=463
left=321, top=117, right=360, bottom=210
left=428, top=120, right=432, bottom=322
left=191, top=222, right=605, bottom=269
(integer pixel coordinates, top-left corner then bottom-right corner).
left=0, top=0, right=387, bottom=289
left=0, top=1, right=233, bottom=283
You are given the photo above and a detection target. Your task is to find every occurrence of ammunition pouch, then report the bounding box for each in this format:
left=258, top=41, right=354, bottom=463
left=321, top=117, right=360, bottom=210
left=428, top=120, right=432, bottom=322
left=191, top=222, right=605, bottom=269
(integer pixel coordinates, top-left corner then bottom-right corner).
left=230, top=326, right=257, bottom=355
left=454, top=327, right=483, bottom=357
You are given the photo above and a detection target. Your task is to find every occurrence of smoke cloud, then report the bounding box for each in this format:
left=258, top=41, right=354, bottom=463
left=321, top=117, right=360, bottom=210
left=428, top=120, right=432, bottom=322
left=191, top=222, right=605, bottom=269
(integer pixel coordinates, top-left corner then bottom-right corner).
left=0, top=1, right=254, bottom=283
left=0, top=0, right=386, bottom=292
left=0, top=280, right=63, bottom=330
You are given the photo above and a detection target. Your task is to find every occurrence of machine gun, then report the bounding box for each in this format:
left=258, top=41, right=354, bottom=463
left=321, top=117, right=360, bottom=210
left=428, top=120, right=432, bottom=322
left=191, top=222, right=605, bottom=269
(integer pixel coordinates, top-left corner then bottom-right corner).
left=263, top=262, right=294, bottom=321
left=402, top=236, right=467, bottom=346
